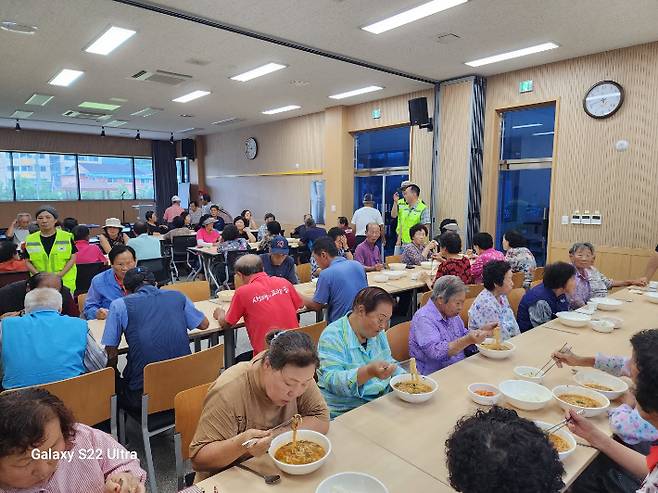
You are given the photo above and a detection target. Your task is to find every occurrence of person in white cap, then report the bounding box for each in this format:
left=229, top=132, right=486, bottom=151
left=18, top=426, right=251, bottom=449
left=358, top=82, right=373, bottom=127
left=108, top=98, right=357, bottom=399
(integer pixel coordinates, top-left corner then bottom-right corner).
left=163, top=195, right=185, bottom=225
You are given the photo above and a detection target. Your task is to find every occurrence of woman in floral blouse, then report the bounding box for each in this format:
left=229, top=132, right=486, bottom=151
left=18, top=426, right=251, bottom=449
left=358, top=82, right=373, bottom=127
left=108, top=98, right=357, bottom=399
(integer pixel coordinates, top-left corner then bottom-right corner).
left=468, top=260, right=520, bottom=340
left=402, top=224, right=437, bottom=266
left=503, top=230, right=536, bottom=288
left=422, top=231, right=472, bottom=289
left=469, top=232, right=505, bottom=284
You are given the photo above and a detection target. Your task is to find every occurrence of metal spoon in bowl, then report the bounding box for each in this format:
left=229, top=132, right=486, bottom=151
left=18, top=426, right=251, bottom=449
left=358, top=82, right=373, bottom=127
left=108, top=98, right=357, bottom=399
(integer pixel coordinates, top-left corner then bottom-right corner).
left=236, top=463, right=281, bottom=485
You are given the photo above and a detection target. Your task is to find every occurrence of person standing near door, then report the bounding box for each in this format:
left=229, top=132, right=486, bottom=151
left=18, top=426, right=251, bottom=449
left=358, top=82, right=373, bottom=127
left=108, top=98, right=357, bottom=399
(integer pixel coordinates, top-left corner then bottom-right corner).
left=350, top=193, right=384, bottom=247
left=395, top=184, right=430, bottom=254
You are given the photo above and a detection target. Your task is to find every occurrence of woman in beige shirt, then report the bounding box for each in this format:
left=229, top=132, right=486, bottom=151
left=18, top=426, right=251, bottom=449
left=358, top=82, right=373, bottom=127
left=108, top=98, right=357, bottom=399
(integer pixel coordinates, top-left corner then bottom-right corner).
left=190, top=330, right=330, bottom=479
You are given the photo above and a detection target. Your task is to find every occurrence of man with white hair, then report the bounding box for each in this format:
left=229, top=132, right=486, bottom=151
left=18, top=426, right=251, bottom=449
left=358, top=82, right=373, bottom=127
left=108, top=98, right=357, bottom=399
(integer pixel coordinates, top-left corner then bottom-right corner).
left=0, top=288, right=106, bottom=389
left=163, top=195, right=184, bottom=225
left=5, top=212, right=32, bottom=246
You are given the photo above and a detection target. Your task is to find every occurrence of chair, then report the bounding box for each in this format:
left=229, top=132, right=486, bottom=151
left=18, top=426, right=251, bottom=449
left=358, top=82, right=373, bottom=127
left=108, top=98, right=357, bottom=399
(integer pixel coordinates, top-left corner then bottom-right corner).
left=533, top=267, right=545, bottom=281
left=419, top=290, right=432, bottom=307
left=385, top=255, right=402, bottom=265
left=2, top=368, right=118, bottom=439
left=137, top=256, right=172, bottom=286
left=171, top=235, right=199, bottom=280
left=460, top=297, right=476, bottom=327
left=466, top=284, right=485, bottom=298
left=223, top=250, right=249, bottom=289
left=119, top=344, right=224, bottom=493
left=507, top=288, right=526, bottom=317
left=296, top=263, right=312, bottom=283
left=0, top=270, right=29, bottom=288
left=531, top=279, right=542, bottom=288
left=162, top=281, right=210, bottom=302
left=511, top=271, right=525, bottom=289
left=387, top=321, right=411, bottom=362
left=75, top=262, right=109, bottom=295
left=77, top=293, right=87, bottom=315
left=174, top=382, right=212, bottom=490
left=297, top=321, right=327, bottom=348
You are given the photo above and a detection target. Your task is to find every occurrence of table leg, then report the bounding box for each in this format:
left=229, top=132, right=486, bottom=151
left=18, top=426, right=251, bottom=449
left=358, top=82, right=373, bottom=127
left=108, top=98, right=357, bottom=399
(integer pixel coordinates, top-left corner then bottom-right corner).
left=223, top=327, right=236, bottom=368
left=409, top=288, right=418, bottom=316
left=315, top=309, right=323, bottom=323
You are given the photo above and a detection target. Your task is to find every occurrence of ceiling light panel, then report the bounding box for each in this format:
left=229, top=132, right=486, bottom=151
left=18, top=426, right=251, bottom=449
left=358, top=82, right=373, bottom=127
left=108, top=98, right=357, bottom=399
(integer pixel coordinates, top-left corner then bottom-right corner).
left=49, top=69, right=84, bottom=87
left=329, top=85, right=384, bottom=99
left=85, top=26, right=136, bottom=55
left=172, top=90, right=211, bottom=103
left=465, top=42, right=559, bottom=67
left=230, top=63, right=287, bottom=82
left=25, top=93, right=54, bottom=106
left=262, top=105, right=301, bottom=115
left=131, top=107, right=163, bottom=117
left=79, top=101, right=121, bottom=111
left=104, top=120, right=128, bottom=127
left=211, top=117, right=239, bottom=125
left=362, top=0, right=468, bottom=34
left=11, top=110, right=34, bottom=119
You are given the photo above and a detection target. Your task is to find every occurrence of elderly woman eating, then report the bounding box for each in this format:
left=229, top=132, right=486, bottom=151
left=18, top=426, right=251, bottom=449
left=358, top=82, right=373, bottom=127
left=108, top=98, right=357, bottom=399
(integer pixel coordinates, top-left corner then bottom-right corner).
left=409, top=276, right=494, bottom=375
left=401, top=224, right=437, bottom=266
left=468, top=260, right=520, bottom=340
left=502, top=230, right=537, bottom=288
left=317, top=287, right=403, bottom=418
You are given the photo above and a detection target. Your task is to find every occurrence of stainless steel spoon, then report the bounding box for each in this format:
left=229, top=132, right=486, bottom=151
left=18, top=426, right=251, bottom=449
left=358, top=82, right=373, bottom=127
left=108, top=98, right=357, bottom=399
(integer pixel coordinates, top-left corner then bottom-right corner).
left=236, top=463, right=281, bottom=485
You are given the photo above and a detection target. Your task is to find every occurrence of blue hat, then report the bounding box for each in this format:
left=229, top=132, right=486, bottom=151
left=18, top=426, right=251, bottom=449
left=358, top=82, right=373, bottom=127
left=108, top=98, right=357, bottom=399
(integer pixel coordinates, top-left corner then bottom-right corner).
left=270, top=235, right=289, bottom=254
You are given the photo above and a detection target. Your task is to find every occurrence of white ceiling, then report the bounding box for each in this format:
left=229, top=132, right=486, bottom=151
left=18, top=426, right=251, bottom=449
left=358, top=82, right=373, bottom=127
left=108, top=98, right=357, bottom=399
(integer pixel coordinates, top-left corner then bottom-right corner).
left=1, top=0, right=657, bottom=140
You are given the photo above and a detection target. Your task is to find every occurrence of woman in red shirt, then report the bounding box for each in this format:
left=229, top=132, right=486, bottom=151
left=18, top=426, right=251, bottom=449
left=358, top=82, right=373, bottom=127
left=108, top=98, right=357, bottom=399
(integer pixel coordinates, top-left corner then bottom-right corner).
left=72, top=225, right=108, bottom=265
left=0, top=240, right=28, bottom=272
left=422, top=231, right=472, bottom=289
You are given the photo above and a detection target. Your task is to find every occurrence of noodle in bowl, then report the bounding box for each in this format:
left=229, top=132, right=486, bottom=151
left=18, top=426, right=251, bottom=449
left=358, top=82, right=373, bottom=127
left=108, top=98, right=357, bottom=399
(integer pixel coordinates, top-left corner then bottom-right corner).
left=389, top=373, right=438, bottom=403
left=269, top=430, right=331, bottom=475
left=552, top=384, right=610, bottom=417
left=534, top=421, right=577, bottom=460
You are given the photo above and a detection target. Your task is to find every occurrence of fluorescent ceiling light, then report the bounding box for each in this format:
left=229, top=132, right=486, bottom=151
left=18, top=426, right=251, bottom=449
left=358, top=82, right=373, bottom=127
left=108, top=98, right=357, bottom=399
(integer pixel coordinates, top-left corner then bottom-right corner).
left=104, top=120, right=128, bottom=127
left=465, top=42, right=559, bottom=67
left=230, top=63, right=287, bottom=82
left=329, top=85, right=384, bottom=100
left=211, top=117, right=239, bottom=125
left=172, top=90, right=211, bottom=103
left=79, top=101, right=121, bottom=111
left=177, top=127, right=196, bottom=133
left=11, top=110, right=33, bottom=119
left=262, top=105, right=301, bottom=115
left=85, top=26, right=136, bottom=55
left=131, top=107, right=163, bottom=117
left=511, top=123, right=542, bottom=129
left=362, top=0, right=467, bottom=34
left=532, top=131, right=554, bottom=136
left=25, top=93, right=54, bottom=106
left=49, top=69, right=84, bottom=87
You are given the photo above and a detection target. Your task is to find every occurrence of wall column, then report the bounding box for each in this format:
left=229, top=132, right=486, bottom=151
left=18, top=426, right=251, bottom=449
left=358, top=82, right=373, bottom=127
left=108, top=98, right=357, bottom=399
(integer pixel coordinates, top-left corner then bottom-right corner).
left=323, top=106, right=353, bottom=226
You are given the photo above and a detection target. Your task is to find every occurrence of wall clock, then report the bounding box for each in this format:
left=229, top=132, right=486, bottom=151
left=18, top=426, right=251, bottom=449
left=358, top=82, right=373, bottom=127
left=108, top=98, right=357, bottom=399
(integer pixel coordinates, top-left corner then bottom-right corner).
left=244, top=137, right=258, bottom=160
left=583, top=80, right=624, bottom=119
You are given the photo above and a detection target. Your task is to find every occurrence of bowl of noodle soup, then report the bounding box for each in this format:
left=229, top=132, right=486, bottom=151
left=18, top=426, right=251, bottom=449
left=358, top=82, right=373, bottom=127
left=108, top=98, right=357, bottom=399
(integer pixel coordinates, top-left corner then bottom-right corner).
left=269, top=429, right=331, bottom=475
left=389, top=373, right=438, bottom=403
left=572, top=370, right=628, bottom=400
left=552, top=384, right=610, bottom=417
left=534, top=421, right=577, bottom=461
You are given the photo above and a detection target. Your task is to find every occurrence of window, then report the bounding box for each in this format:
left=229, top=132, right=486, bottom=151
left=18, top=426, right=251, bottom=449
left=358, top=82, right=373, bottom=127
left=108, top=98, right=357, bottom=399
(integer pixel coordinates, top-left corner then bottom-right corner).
left=0, top=152, right=14, bottom=201
left=78, top=155, right=134, bottom=200
left=500, top=105, right=555, bottom=161
left=354, top=126, right=410, bottom=169
left=175, top=157, right=189, bottom=184
left=14, top=152, right=78, bottom=201
left=134, top=158, right=155, bottom=199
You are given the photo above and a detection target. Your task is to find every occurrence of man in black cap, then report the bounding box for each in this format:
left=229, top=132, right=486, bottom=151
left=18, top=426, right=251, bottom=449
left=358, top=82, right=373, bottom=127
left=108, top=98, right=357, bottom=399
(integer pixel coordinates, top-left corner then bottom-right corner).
left=101, top=267, right=209, bottom=411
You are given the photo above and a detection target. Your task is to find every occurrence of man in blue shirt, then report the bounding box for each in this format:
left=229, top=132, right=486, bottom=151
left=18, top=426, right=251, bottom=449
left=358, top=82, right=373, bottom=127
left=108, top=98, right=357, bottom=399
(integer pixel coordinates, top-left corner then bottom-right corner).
left=259, top=236, right=298, bottom=285
left=83, top=245, right=136, bottom=320
left=126, top=221, right=161, bottom=261
left=305, top=237, right=368, bottom=323
left=102, top=267, right=209, bottom=411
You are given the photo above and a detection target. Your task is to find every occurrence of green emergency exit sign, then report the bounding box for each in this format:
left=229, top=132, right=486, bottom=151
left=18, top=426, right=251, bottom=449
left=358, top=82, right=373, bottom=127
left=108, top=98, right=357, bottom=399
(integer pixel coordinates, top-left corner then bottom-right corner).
left=519, top=80, right=534, bottom=93
left=372, top=108, right=381, bottom=119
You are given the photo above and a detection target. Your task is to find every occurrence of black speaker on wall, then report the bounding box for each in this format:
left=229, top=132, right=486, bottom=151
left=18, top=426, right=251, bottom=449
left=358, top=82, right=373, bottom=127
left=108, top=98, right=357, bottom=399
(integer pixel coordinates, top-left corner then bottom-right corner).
left=181, top=138, right=196, bottom=160
left=408, top=97, right=433, bottom=132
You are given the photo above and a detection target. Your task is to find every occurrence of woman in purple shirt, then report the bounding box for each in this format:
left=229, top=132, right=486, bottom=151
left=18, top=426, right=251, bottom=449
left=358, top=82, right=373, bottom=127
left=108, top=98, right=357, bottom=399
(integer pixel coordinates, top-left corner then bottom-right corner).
left=409, top=275, right=495, bottom=375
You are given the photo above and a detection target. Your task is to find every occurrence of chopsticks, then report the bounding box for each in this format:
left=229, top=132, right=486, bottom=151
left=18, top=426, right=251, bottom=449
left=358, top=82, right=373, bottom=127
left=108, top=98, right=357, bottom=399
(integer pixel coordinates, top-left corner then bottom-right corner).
left=543, top=410, right=585, bottom=435
left=241, top=416, right=296, bottom=448
left=536, top=343, right=572, bottom=377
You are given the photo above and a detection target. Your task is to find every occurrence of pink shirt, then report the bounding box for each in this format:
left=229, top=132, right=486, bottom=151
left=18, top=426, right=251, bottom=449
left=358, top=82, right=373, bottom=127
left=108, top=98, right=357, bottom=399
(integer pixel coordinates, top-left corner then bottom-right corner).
left=0, top=424, right=146, bottom=493
left=163, top=204, right=185, bottom=223
left=196, top=228, right=220, bottom=246
left=470, top=248, right=505, bottom=284
left=74, top=240, right=107, bottom=264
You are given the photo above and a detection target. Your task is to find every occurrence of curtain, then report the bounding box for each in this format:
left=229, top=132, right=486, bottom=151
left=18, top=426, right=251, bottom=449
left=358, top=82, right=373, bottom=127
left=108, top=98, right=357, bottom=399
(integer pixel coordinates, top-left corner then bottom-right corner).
left=466, top=76, right=487, bottom=248
left=152, top=140, right=178, bottom=216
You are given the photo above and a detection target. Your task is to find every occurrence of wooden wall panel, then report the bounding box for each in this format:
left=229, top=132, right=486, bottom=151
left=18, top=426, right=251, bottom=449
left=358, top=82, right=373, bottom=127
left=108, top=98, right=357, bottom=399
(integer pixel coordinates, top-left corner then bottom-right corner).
left=482, top=41, right=658, bottom=251
left=0, top=200, right=146, bottom=227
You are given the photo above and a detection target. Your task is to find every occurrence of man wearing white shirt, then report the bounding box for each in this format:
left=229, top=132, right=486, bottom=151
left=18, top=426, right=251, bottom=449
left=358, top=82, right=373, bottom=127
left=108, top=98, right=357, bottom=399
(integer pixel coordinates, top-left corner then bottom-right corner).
left=350, top=193, right=384, bottom=247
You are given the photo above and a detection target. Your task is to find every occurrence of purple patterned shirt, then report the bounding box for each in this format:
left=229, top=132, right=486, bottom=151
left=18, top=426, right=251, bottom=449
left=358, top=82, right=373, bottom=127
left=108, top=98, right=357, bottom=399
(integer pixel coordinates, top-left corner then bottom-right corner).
left=568, top=267, right=591, bottom=309
left=354, top=241, right=381, bottom=267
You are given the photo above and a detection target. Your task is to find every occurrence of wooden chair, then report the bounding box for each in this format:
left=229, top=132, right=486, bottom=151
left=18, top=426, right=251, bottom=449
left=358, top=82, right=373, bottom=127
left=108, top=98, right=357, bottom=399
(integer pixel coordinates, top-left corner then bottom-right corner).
left=466, top=284, right=484, bottom=298
left=162, top=281, right=210, bottom=302
left=297, top=321, right=327, bottom=348
left=77, top=293, right=87, bottom=315
left=0, top=270, right=29, bottom=288
left=507, top=287, right=526, bottom=317
left=120, top=344, right=224, bottom=493
left=174, top=382, right=212, bottom=490
left=385, top=255, right=402, bottom=265
left=387, top=321, right=411, bottom=362
left=296, top=263, right=312, bottom=283
left=533, top=267, right=545, bottom=281
left=419, top=290, right=432, bottom=308
left=2, top=368, right=118, bottom=440
left=460, top=297, right=476, bottom=327
left=511, top=271, right=525, bottom=289
left=531, top=279, right=542, bottom=288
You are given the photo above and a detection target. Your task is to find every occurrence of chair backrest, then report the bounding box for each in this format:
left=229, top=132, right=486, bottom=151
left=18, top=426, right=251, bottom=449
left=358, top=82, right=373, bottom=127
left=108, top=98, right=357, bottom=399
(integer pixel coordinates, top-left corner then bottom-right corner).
left=533, top=266, right=545, bottom=281
left=0, top=270, right=29, bottom=288
left=296, top=263, right=312, bottom=284
left=387, top=321, right=411, bottom=362
left=172, top=235, right=198, bottom=255
left=75, top=262, right=109, bottom=294
left=466, top=284, right=484, bottom=298
left=297, top=321, right=327, bottom=348
left=531, top=279, right=542, bottom=288
left=225, top=250, right=249, bottom=278
left=2, top=368, right=115, bottom=427
left=137, top=257, right=172, bottom=286
left=174, top=382, right=212, bottom=462
left=460, top=297, right=476, bottom=327
left=143, top=344, right=223, bottom=415
left=419, top=291, right=432, bottom=307
left=385, top=255, right=402, bottom=265
left=162, top=281, right=210, bottom=302
left=77, top=293, right=87, bottom=314
left=511, top=271, right=525, bottom=289
left=507, top=288, right=526, bottom=317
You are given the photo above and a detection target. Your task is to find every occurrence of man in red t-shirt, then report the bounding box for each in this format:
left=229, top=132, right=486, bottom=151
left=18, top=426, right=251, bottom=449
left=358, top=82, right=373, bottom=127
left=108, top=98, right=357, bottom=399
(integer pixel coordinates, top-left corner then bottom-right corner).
left=213, top=254, right=304, bottom=355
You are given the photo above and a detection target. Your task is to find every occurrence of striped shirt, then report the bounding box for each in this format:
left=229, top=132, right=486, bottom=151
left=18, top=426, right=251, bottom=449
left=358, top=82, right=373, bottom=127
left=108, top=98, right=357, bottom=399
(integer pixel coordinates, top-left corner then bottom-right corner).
left=317, top=314, right=403, bottom=418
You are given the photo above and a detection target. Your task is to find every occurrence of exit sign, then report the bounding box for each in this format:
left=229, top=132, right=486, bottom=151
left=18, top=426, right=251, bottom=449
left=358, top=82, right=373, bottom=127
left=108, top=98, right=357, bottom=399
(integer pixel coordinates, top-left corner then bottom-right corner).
left=519, top=80, right=534, bottom=93
left=372, top=108, right=381, bottom=119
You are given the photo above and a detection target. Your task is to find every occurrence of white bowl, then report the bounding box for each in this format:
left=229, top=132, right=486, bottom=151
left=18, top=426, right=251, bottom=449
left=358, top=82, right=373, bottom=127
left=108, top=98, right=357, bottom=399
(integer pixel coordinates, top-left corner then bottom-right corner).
left=382, top=270, right=405, bottom=280
left=534, top=421, right=577, bottom=461
left=590, top=297, right=624, bottom=311
left=316, top=472, right=389, bottom=493
left=268, top=430, right=331, bottom=475
left=572, top=370, right=629, bottom=400
left=499, top=380, right=553, bottom=411
left=372, top=274, right=388, bottom=283
left=645, top=292, right=658, bottom=304
left=389, top=373, right=438, bottom=403
left=476, top=339, right=516, bottom=360
left=597, top=315, right=623, bottom=329
left=514, top=366, right=544, bottom=384
left=649, top=281, right=658, bottom=291
left=420, top=261, right=433, bottom=270
left=552, top=384, right=610, bottom=417
left=388, top=263, right=406, bottom=271
left=555, top=311, right=591, bottom=328
left=467, top=383, right=501, bottom=406
left=590, top=320, right=614, bottom=333
left=311, top=277, right=318, bottom=284
left=217, top=290, right=235, bottom=302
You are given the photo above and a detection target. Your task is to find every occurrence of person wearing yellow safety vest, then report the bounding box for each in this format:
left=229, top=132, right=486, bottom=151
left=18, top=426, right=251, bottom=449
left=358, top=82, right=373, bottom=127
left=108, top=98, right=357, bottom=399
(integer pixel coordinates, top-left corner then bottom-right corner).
left=394, top=184, right=431, bottom=254
left=24, top=206, right=77, bottom=293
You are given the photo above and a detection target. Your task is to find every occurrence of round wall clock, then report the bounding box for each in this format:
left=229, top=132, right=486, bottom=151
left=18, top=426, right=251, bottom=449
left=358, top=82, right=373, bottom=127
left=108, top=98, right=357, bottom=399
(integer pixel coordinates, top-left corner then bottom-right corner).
left=583, top=80, right=624, bottom=119
left=244, top=137, right=258, bottom=160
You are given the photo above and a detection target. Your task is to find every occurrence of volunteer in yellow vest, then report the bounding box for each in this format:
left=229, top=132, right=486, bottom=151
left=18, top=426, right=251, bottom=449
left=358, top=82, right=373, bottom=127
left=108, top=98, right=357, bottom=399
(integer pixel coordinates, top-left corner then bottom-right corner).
left=24, top=206, right=78, bottom=293
left=390, top=179, right=412, bottom=223
left=395, top=184, right=430, bottom=249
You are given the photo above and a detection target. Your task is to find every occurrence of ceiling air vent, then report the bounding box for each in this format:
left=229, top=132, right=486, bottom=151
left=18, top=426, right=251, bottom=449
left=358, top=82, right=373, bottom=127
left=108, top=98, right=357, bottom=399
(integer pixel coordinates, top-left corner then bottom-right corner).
left=62, top=110, right=110, bottom=120
left=435, top=33, right=461, bottom=44
left=130, top=69, right=192, bottom=86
